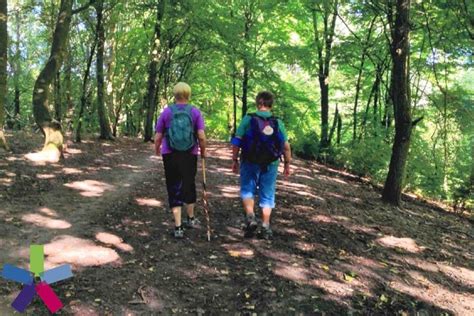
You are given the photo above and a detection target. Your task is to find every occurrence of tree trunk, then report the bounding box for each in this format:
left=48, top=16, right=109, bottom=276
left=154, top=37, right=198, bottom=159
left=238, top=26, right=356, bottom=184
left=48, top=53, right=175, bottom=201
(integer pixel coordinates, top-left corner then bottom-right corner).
left=74, top=39, right=96, bottom=143
left=352, top=17, right=375, bottom=142
left=336, top=112, right=342, bottom=145
left=143, top=0, right=165, bottom=142
left=382, top=0, right=412, bottom=206
left=232, top=64, right=237, bottom=135
left=328, top=105, right=338, bottom=145
left=54, top=70, right=62, bottom=122
left=64, top=39, right=73, bottom=130
left=31, top=0, right=74, bottom=161
left=352, top=58, right=365, bottom=142
left=13, top=6, right=20, bottom=129
left=95, top=0, right=113, bottom=140
left=0, top=0, right=9, bottom=151
left=242, top=59, right=249, bottom=117
left=105, top=20, right=117, bottom=132
left=312, top=1, right=338, bottom=154
left=242, top=10, right=251, bottom=118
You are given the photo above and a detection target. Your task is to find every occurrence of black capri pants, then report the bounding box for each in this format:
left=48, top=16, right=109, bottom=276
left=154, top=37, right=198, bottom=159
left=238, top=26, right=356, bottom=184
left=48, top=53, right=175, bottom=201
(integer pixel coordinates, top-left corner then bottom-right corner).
left=162, top=152, right=198, bottom=208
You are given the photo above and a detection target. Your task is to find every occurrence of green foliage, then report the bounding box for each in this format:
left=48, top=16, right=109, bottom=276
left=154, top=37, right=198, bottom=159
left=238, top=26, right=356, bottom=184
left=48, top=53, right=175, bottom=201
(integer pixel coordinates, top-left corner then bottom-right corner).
left=2, top=0, right=473, bottom=208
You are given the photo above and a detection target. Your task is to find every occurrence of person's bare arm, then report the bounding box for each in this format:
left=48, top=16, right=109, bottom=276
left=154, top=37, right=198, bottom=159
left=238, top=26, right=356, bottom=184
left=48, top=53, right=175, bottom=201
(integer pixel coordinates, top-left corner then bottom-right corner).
left=197, top=130, right=206, bottom=158
left=231, top=142, right=241, bottom=174
left=283, top=141, right=292, bottom=177
left=155, top=133, right=163, bottom=156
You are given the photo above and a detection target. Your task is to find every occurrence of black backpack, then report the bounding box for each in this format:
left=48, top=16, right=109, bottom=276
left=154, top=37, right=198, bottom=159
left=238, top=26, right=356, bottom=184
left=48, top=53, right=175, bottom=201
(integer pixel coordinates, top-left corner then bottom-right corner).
left=241, top=114, right=285, bottom=165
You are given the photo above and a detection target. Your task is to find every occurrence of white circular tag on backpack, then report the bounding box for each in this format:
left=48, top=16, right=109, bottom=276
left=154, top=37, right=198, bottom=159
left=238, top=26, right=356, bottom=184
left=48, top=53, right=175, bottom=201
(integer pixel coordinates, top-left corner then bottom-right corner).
left=262, top=125, right=274, bottom=136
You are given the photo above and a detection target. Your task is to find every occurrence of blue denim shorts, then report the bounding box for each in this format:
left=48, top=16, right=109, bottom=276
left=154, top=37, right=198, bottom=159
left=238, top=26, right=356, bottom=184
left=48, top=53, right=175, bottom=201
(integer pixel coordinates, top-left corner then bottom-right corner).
left=240, top=161, right=278, bottom=208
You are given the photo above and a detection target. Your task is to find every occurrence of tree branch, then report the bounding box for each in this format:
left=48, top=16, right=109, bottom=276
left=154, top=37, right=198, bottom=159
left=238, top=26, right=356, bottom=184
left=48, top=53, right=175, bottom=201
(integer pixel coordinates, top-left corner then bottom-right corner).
left=72, top=0, right=96, bottom=15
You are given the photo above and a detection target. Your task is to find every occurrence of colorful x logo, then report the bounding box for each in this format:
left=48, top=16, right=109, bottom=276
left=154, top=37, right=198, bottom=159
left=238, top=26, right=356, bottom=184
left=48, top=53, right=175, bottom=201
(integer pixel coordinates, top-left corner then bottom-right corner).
left=1, top=245, right=73, bottom=313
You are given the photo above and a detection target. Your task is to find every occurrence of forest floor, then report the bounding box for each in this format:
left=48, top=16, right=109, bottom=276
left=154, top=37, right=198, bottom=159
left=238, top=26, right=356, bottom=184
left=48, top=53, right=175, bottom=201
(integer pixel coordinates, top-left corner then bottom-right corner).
left=0, top=131, right=473, bottom=315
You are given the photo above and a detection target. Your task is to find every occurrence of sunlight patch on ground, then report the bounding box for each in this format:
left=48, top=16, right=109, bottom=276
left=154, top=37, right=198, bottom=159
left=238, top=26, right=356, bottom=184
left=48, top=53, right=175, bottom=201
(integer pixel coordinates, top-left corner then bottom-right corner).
left=391, top=270, right=473, bottom=314
left=326, top=191, right=362, bottom=203
left=39, top=207, right=59, bottom=217
left=65, top=148, right=83, bottom=154
left=311, top=279, right=354, bottom=297
left=36, top=173, right=56, bottom=179
left=217, top=185, right=240, bottom=198
left=210, top=167, right=234, bottom=175
left=95, top=232, right=134, bottom=252
left=25, top=150, right=61, bottom=163
left=436, top=263, right=474, bottom=288
left=62, top=167, right=82, bottom=174
left=64, top=180, right=115, bottom=197
left=44, top=235, right=121, bottom=268
left=311, top=214, right=338, bottom=224
left=0, top=177, right=13, bottom=186
left=222, top=243, right=255, bottom=259
left=274, top=263, right=309, bottom=282
left=319, top=175, right=348, bottom=185
left=21, top=213, right=72, bottom=229
left=136, top=198, right=162, bottom=207
left=294, top=241, right=321, bottom=252
left=376, top=236, right=425, bottom=253
left=117, top=163, right=140, bottom=169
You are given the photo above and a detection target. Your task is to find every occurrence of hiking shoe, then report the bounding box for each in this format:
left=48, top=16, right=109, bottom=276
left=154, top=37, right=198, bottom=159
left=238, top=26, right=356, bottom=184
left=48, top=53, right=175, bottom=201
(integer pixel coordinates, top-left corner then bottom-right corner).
left=174, top=226, right=184, bottom=239
left=184, top=217, right=201, bottom=229
left=259, top=226, right=273, bottom=240
left=244, top=215, right=258, bottom=238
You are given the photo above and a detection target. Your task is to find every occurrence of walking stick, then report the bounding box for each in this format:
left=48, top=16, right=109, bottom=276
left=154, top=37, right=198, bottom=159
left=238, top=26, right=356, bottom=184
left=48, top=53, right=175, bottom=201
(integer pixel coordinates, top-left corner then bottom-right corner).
left=201, top=158, right=211, bottom=241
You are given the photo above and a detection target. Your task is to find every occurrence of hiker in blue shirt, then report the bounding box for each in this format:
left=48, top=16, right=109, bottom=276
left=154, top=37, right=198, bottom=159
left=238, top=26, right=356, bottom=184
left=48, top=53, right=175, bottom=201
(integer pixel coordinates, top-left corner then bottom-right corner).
left=231, top=91, right=292, bottom=239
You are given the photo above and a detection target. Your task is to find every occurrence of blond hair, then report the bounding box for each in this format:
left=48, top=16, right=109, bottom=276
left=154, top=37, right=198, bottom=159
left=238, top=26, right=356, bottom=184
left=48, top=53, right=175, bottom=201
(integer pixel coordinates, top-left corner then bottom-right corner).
left=173, top=82, right=191, bottom=101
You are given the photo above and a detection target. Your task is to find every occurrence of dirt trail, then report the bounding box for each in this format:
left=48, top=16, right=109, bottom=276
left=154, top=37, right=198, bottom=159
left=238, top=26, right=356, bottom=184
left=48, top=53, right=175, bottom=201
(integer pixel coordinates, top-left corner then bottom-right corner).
left=0, top=133, right=473, bottom=315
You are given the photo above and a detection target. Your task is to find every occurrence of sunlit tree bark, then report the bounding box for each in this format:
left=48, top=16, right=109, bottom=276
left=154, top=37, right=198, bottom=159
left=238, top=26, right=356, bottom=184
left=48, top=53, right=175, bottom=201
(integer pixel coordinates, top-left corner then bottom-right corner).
left=0, top=0, right=9, bottom=150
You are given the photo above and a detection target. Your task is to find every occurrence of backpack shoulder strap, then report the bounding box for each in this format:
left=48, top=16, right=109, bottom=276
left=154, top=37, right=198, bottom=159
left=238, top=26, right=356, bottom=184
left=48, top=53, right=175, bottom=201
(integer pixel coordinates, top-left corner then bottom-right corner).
left=184, top=104, right=193, bottom=115
left=169, top=104, right=178, bottom=114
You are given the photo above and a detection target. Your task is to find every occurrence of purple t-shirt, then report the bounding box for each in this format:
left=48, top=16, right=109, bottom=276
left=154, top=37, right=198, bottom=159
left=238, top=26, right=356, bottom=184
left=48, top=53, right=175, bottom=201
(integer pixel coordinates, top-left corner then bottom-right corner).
left=155, top=104, right=205, bottom=155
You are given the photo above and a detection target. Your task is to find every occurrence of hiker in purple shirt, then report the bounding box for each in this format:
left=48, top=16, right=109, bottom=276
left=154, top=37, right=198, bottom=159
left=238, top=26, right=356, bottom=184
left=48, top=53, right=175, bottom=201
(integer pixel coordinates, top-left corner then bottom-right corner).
left=154, top=82, right=206, bottom=239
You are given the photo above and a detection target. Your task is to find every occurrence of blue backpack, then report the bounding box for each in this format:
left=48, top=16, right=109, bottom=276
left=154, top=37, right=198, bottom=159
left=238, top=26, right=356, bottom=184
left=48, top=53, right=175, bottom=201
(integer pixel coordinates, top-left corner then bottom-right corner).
left=241, top=114, right=285, bottom=165
left=166, top=105, right=196, bottom=152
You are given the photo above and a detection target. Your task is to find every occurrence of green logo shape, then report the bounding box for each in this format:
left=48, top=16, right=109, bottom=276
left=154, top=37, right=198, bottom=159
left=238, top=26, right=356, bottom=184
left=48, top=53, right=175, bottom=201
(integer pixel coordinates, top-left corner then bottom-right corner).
left=29, top=245, right=44, bottom=277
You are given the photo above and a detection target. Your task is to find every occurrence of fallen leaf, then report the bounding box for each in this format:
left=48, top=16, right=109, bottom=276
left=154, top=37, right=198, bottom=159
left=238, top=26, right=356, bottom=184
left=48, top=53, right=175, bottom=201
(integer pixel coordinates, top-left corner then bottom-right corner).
left=343, top=273, right=354, bottom=282
left=321, top=265, right=330, bottom=271
left=244, top=293, right=251, bottom=299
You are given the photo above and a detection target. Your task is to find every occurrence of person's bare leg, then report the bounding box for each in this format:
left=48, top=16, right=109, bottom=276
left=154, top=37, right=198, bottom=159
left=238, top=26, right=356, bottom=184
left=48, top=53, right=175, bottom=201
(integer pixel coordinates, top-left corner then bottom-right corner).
left=184, top=203, right=194, bottom=218
left=262, top=207, right=272, bottom=227
left=242, top=198, right=255, bottom=216
left=243, top=198, right=257, bottom=236
left=172, top=206, right=182, bottom=227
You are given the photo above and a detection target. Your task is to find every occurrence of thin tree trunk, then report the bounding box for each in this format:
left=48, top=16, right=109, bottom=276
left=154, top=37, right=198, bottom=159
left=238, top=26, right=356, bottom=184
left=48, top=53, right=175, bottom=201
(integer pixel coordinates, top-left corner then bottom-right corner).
left=382, top=0, right=413, bottom=206
left=105, top=20, right=117, bottom=131
left=54, top=70, right=62, bottom=121
left=95, top=0, right=113, bottom=140
left=74, top=39, right=96, bottom=143
left=0, top=0, right=9, bottom=151
left=312, top=1, right=338, bottom=154
left=143, top=0, right=165, bottom=142
left=112, top=62, right=139, bottom=137
left=232, top=64, right=237, bottom=135
left=336, top=112, right=342, bottom=145
left=328, top=105, right=339, bottom=145
left=31, top=0, right=74, bottom=161
left=13, top=6, right=20, bottom=129
left=353, top=57, right=365, bottom=142
left=242, top=9, right=251, bottom=118
left=64, top=39, right=73, bottom=130
left=352, top=17, right=376, bottom=142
